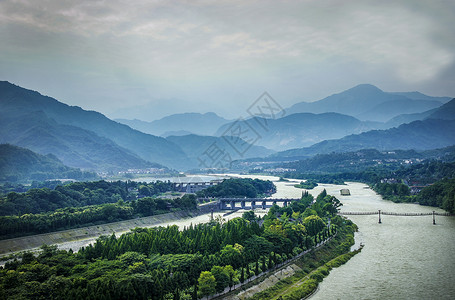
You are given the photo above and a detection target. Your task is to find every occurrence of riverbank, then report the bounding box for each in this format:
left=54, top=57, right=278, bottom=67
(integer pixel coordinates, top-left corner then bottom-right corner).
left=0, top=203, right=220, bottom=258
left=231, top=218, right=359, bottom=300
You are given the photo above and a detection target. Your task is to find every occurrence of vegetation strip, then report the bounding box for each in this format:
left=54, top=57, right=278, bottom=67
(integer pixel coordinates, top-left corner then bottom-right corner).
left=244, top=217, right=358, bottom=300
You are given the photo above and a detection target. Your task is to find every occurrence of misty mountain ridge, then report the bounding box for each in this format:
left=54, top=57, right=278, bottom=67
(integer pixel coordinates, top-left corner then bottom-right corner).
left=166, top=134, right=275, bottom=169
left=0, top=81, right=188, bottom=170
left=0, top=110, right=160, bottom=171
left=288, top=84, right=448, bottom=122
left=215, top=112, right=382, bottom=151
left=116, top=112, right=230, bottom=137
left=274, top=117, right=455, bottom=159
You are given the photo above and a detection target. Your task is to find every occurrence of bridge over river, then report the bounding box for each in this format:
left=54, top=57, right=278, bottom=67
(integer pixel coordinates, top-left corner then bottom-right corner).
left=208, top=198, right=300, bottom=210
left=338, top=210, right=452, bottom=224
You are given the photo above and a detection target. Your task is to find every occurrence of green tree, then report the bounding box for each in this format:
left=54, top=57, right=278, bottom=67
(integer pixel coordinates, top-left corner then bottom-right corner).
left=303, top=215, right=325, bottom=236
left=210, top=266, right=229, bottom=293
left=198, top=271, right=216, bottom=299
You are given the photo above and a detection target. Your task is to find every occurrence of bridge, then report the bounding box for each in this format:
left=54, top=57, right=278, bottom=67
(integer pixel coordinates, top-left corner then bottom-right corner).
left=338, top=210, right=452, bottom=224
left=214, top=198, right=300, bottom=210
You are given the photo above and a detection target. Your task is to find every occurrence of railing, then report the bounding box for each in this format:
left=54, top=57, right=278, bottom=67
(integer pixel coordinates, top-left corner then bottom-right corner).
left=339, top=211, right=451, bottom=216
left=338, top=210, right=452, bottom=225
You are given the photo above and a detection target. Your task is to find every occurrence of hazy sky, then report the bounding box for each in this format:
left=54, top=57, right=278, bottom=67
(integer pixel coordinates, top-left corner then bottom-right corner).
left=1, top=0, right=454, bottom=120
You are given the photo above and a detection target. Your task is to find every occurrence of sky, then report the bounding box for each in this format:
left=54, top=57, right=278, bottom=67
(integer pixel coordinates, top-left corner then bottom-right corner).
left=0, top=0, right=454, bottom=121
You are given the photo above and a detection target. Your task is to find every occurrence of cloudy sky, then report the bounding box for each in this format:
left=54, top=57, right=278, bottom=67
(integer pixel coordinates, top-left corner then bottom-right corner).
left=1, top=0, right=454, bottom=120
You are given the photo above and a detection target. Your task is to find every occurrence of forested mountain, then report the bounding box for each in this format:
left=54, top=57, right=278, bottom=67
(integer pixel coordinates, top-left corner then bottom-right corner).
left=0, top=144, right=96, bottom=182
left=0, top=81, right=189, bottom=170
left=166, top=134, right=274, bottom=168
left=0, top=111, right=159, bottom=171
left=287, top=84, right=444, bottom=122
left=215, top=112, right=380, bottom=151
left=117, top=112, right=230, bottom=137
left=274, top=119, right=455, bottom=158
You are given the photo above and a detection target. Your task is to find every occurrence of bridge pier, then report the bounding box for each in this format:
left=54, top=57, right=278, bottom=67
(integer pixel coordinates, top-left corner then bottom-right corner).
left=262, top=201, right=266, bottom=209
left=230, top=201, right=235, bottom=210
left=284, top=201, right=288, bottom=207
left=433, top=211, right=436, bottom=225
left=241, top=201, right=245, bottom=209
left=378, top=210, right=382, bottom=224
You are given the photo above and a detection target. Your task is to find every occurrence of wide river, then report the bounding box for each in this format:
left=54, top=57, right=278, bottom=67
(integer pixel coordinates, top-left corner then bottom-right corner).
left=12, top=174, right=454, bottom=299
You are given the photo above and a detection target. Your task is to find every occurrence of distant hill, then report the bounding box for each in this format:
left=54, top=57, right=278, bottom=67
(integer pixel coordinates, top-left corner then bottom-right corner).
left=0, top=144, right=97, bottom=182
left=0, top=81, right=189, bottom=170
left=358, top=98, right=442, bottom=122
left=384, top=109, right=437, bottom=129
left=215, top=112, right=381, bottom=151
left=426, top=98, right=455, bottom=120
left=390, top=91, right=452, bottom=103
left=288, top=84, right=444, bottom=122
left=385, top=98, right=455, bottom=128
left=117, top=112, right=230, bottom=136
left=166, top=134, right=275, bottom=169
left=274, top=118, right=455, bottom=158
left=0, top=111, right=159, bottom=171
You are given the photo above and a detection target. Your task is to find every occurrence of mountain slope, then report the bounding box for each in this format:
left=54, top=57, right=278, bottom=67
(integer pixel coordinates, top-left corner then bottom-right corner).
left=426, top=98, right=455, bottom=120
left=215, top=112, right=381, bottom=151
left=0, top=144, right=96, bottom=182
left=166, top=134, right=275, bottom=169
left=0, top=81, right=189, bottom=170
left=274, top=119, right=455, bottom=158
left=390, top=91, right=452, bottom=103
left=358, top=98, right=442, bottom=122
left=0, top=111, right=158, bottom=171
left=288, top=84, right=444, bottom=122
left=117, top=112, right=230, bottom=137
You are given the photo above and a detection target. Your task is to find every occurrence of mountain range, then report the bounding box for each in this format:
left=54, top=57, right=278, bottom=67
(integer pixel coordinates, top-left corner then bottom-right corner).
left=215, top=112, right=380, bottom=151
left=1, top=81, right=453, bottom=173
left=116, top=112, right=230, bottom=137
left=287, top=84, right=450, bottom=122
left=0, top=81, right=187, bottom=170
left=166, top=134, right=275, bottom=169
left=273, top=98, right=455, bottom=158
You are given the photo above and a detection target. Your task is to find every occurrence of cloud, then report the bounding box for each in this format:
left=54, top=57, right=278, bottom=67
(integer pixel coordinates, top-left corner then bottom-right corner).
left=0, top=0, right=454, bottom=118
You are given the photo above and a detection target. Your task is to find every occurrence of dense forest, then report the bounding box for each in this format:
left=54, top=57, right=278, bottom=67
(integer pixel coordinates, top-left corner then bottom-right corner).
left=0, top=178, right=277, bottom=239
left=0, top=180, right=188, bottom=239
left=0, top=190, right=355, bottom=299
left=0, top=180, right=175, bottom=216
left=196, top=178, right=276, bottom=198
